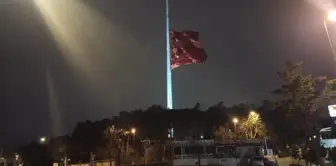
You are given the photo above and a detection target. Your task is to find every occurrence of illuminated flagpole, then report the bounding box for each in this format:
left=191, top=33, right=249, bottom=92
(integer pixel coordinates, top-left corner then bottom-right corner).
left=325, top=11, right=336, bottom=62
left=166, top=0, right=173, bottom=109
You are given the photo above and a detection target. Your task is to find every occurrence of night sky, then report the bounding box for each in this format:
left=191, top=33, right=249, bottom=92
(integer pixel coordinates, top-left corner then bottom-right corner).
left=1, top=0, right=336, bottom=147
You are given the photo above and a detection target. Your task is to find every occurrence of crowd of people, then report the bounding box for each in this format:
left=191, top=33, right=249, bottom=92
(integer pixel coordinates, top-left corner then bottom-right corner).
left=286, top=142, right=330, bottom=166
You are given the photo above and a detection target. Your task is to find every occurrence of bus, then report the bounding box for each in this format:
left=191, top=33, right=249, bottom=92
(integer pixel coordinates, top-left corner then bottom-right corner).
left=320, top=127, right=336, bottom=148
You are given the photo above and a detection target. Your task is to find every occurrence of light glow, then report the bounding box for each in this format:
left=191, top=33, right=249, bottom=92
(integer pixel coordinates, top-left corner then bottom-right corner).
left=33, top=0, right=141, bottom=112
left=328, top=10, right=336, bottom=22
left=40, top=137, right=46, bottom=143
left=131, top=128, right=136, bottom=134
left=250, top=111, right=256, bottom=116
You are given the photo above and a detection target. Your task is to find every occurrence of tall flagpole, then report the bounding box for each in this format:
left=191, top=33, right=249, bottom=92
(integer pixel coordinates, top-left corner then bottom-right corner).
left=324, top=20, right=336, bottom=62
left=166, top=0, right=173, bottom=109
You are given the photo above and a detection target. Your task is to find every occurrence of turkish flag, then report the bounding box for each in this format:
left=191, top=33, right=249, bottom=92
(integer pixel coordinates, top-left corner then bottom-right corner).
left=170, top=30, right=207, bottom=70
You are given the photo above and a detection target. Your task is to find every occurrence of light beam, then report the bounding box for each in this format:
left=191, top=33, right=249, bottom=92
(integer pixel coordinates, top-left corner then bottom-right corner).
left=33, top=0, right=141, bottom=112
left=166, top=0, right=172, bottom=109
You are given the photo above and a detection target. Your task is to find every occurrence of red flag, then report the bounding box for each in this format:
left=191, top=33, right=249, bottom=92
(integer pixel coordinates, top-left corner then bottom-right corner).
left=170, top=30, right=207, bottom=70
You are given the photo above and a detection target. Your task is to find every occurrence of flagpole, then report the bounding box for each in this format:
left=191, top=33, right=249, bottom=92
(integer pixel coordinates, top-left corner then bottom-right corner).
left=166, top=0, right=173, bottom=109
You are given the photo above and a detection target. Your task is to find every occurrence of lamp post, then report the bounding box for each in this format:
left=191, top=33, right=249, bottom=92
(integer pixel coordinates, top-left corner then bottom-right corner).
left=131, top=128, right=136, bottom=140
left=324, top=10, right=336, bottom=61
left=130, top=128, right=137, bottom=165
left=232, top=118, right=239, bottom=140
left=126, top=128, right=136, bottom=153
left=232, top=118, right=238, bottom=132
left=131, top=128, right=136, bottom=147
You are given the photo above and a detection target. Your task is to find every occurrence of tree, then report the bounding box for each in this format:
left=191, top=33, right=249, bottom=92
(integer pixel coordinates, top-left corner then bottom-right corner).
left=48, top=135, right=71, bottom=162
left=105, top=126, right=124, bottom=166
left=19, top=141, right=52, bottom=166
left=145, top=144, right=164, bottom=162
left=215, top=125, right=234, bottom=140
left=272, top=61, right=336, bottom=142
left=239, top=112, right=266, bottom=139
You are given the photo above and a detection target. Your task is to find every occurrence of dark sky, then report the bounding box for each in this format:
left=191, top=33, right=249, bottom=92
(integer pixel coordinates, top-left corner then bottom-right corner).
left=1, top=0, right=336, bottom=146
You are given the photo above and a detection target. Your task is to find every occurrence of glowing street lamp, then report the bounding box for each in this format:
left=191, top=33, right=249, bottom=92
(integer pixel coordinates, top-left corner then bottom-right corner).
left=131, top=128, right=136, bottom=135
left=232, top=118, right=239, bottom=139
left=232, top=118, right=238, bottom=124
left=249, top=110, right=260, bottom=123
left=232, top=118, right=238, bottom=131
left=131, top=128, right=136, bottom=143
left=40, top=137, right=46, bottom=143
left=126, top=128, right=136, bottom=153
left=328, top=10, right=336, bottom=22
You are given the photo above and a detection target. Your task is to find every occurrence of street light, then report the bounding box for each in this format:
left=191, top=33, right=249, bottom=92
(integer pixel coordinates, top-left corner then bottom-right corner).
left=232, top=118, right=239, bottom=139
left=328, top=10, right=336, bottom=22
left=232, top=117, right=239, bottom=130
left=232, top=117, right=238, bottom=129
left=249, top=111, right=256, bottom=116
left=232, top=118, right=238, bottom=124
left=126, top=128, right=136, bottom=154
left=40, top=137, right=46, bottom=143
left=130, top=128, right=136, bottom=165
left=131, top=128, right=136, bottom=135
left=324, top=10, right=336, bottom=62
left=131, top=128, right=136, bottom=149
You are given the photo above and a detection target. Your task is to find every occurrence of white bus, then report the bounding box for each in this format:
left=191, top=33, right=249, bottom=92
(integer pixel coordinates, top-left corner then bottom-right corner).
left=320, top=127, right=336, bottom=148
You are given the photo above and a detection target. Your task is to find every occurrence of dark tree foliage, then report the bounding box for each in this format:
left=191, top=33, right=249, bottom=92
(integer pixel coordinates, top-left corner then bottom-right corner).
left=19, top=141, right=52, bottom=166
left=15, top=61, right=336, bottom=164
left=269, top=61, right=336, bottom=143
